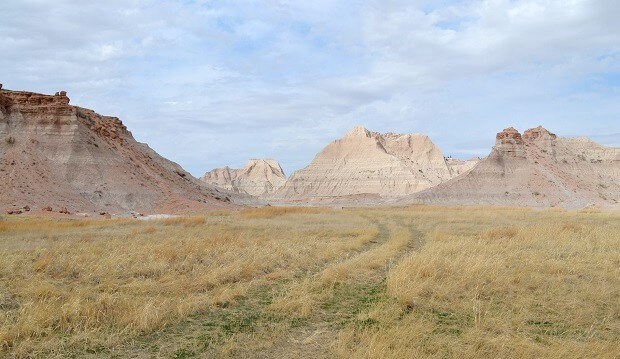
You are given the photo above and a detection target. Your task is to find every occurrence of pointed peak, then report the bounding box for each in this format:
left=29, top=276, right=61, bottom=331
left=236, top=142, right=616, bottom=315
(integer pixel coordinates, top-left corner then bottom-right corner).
left=243, top=159, right=285, bottom=176
left=245, top=158, right=267, bottom=166
left=245, top=158, right=282, bottom=169
left=344, top=125, right=371, bottom=138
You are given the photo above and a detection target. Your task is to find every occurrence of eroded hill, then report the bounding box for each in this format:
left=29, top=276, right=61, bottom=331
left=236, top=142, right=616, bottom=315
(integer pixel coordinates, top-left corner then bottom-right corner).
left=402, top=126, right=620, bottom=208
left=0, top=87, right=243, bottom=215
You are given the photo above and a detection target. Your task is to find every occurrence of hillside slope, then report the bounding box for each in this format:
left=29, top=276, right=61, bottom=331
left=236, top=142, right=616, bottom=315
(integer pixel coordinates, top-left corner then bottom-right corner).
left=401, top=126, right=620, bottom=208
left=0, top=87, right=243, bottom=215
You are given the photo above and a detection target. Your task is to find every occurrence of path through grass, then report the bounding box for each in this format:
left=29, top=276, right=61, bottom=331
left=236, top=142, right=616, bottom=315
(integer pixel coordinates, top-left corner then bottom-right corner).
left=1, top=206, right=618, bottom=358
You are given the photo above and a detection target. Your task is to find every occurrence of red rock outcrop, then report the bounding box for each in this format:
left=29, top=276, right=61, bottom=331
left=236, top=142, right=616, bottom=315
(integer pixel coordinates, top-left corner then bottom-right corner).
left=1, top=87, right=248, bottom=214
left=494, top=127, right=527, bottom=158
left=496, top=127, right=523, bottom=144
left=523, top=126, right=557, bottom=141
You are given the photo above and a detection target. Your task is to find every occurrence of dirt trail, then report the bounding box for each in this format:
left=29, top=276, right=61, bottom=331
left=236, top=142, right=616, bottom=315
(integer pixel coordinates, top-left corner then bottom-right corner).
left=246, top=214, right=425, bottom=359
left=102, top=214, right=425, bottom=358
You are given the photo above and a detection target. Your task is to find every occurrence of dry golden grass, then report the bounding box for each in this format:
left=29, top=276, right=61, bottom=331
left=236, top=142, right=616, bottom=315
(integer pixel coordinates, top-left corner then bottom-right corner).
left=269, top=219, right=409, bottom=318
left=0, top=206, right=618, bottom=358
left=0, top=210, right=374, bottom=357
left=334, top=209, right=620, bottom=359
left=239, top=206, right=329, bottom=219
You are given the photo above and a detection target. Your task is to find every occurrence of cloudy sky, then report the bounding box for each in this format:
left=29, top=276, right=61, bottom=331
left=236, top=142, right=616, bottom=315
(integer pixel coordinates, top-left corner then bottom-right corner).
left=1, top=0, right=619, bottom=176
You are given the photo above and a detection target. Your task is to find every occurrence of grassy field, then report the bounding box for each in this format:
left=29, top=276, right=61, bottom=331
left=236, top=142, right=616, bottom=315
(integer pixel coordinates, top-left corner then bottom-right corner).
left=0, top=206, right=618, bottom=358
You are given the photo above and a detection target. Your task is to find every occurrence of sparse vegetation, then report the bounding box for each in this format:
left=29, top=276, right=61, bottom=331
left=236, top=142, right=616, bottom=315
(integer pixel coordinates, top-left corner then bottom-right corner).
left=1, top=207, right=618, bottom=358
left=239, top=206, right=329, bottom=219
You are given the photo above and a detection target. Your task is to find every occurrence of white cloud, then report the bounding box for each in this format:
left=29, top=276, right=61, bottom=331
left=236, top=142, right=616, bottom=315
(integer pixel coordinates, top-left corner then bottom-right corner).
left=98, top=43, right=123, bottom=61
left=0, top=0, right=618, bottom=176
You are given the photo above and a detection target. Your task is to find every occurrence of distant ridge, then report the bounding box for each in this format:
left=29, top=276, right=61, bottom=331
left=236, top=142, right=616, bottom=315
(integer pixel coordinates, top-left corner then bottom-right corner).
left=201, top=159, right=286, bottom=196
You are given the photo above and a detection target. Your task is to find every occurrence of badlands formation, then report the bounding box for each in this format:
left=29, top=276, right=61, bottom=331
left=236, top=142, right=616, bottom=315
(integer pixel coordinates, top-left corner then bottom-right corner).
left=201, top=159, right=286, bottom=196
left=272, top=126, right=478, bottom=202
left=403, top=126, right=620, bottom=208
left=2, top=85, right=617, bottom=212
left=201, top=125, right=618, bottom=209
left=0, top=86, right=243, bottom=215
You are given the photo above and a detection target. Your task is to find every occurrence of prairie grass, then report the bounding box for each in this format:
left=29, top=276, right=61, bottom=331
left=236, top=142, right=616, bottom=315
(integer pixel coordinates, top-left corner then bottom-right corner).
left=0, top=211, right=375, bottom=357
left=334, top=209, right=620, bottom=359
left=239, top=206, right=329, bottom=219
left=0, top=207, right=618, bottom=358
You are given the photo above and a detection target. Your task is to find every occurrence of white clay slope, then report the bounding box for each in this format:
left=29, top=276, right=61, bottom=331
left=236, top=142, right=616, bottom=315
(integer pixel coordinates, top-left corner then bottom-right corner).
left=273, top=126, right=478, bottom=200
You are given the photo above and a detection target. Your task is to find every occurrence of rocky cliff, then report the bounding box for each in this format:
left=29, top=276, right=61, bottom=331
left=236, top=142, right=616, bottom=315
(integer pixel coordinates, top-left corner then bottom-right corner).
left=201, top=159, right=286, bottom=196
left=0, top=86, right=242, bottom=215
left=401, top=126, right=620, bottom=208
left=272, top=126, right=478, bottom=202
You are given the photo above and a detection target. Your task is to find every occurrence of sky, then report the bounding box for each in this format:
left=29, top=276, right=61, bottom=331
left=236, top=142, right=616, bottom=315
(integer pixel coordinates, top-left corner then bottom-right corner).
left=1, top=0, right=619, bottom=176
